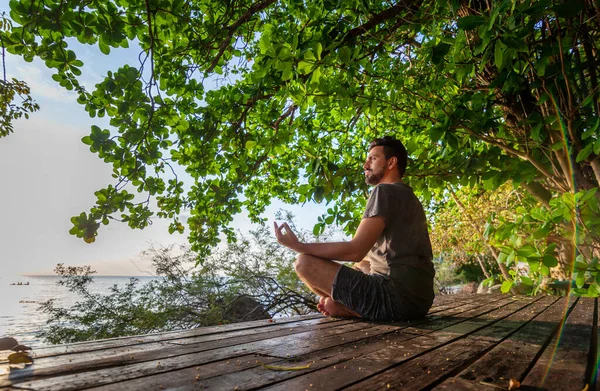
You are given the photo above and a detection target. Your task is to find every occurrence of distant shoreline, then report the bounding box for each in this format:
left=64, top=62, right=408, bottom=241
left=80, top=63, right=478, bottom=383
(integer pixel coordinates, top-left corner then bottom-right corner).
left=19, top=274, right=159, bottom=278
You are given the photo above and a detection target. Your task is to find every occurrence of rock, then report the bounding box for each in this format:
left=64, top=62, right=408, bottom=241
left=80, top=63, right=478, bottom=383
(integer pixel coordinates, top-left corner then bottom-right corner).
left=223, top=296, right=271, bottom=322
left=477, top=281, right=502, bottom=294
left=510, top=282, right=532, bottom=295
left=459, top=282, right=478, bottom=294
left=488, top=284, right=503, bottom=294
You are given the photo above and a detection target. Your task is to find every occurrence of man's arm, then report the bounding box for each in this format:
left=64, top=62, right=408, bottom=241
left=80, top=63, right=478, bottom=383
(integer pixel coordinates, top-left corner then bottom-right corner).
left=274, top=216, right=385, bottom=262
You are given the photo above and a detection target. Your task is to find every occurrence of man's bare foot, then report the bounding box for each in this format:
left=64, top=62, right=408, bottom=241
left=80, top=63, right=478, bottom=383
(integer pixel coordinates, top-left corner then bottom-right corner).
left=317, top=296, right=329, bottom=316
left=321, top=297, right=361, bottom=318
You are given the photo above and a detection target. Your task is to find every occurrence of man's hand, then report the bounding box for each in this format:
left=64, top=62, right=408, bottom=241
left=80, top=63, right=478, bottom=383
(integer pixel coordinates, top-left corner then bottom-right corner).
left=274, top=222, right=303, bottom=253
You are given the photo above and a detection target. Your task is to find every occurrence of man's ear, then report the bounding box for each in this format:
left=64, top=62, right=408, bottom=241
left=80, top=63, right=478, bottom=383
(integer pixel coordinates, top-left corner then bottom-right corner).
left=387, top=156, right=397, bottom=169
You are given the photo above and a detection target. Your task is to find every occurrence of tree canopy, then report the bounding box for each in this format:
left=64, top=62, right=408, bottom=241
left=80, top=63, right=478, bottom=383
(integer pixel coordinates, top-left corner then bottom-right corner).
left=2, top=0, right=599, bottom=294
left=0, top=11, right=39, bottom=138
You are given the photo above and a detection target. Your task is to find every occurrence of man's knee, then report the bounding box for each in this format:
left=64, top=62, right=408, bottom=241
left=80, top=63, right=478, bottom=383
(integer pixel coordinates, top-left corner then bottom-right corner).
left=294, top=254, right=311, bottom=276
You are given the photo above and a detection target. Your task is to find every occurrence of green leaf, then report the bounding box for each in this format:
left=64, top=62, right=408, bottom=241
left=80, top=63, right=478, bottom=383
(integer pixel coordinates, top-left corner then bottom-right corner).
left=313, top=186, right=324, bottom=203
left=304, top=49, right=316, bottom=61
left=553, top=0, right=584, bottom=17
left=576, top=143, right=593, bottom=162
left=542, top=255, right=558, bottom=267
left=457, top=16, right=487, bottom=30
left=517, top=244, right=538, bottom=257
left=575, top=271, right=586, bottom=288
left=297, top=61, right=315, bottom=75
left=312, top=223, right=324, bottom=236
left=314, top=42, right=322, bottom=60
left=520, top=276, right=533, bottom=286
left=98, top=41, right=110, bottom=55
left=501, top=280, right=513, bottom=293
left=432, top=43, right=451, bottom=65
left=339, top=47, right=351, bottom=64
left=281, top=64, right=293, bottom=81
left=494, top=42, right=505, bottom=69
left=500, top=36, right=528, bottom=52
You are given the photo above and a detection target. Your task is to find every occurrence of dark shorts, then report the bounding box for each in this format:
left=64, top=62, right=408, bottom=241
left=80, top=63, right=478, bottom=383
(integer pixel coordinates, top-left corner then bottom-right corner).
left=331, top=265, right=408, bottom=321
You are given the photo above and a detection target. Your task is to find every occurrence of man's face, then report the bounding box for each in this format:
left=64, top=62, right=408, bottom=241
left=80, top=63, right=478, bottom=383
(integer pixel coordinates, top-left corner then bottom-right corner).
left=363, top=146, right=388, bottom=185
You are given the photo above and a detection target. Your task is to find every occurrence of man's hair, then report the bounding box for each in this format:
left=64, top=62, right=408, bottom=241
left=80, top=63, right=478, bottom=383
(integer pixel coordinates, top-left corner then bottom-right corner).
left=368, top=136, right=408, bottom=177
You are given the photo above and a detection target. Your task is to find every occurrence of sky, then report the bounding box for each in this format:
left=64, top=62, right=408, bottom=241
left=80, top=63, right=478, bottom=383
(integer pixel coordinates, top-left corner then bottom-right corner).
left=0, top=21, right=327, bottom=278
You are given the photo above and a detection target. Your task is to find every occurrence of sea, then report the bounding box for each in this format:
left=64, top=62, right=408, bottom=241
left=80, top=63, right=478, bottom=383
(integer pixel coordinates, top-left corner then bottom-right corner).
left=0, top=275, right=158, bottom=348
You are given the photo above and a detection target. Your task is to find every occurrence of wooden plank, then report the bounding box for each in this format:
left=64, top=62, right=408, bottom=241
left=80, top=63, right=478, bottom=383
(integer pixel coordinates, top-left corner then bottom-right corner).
left=31, top=317, right=348, bottom=367
left=18, top=296, right=511, bottom=390
left=29, top=295, right=482, bottom=361
left=345, top=296, right=557, bottom=390
left=428, top=294, right=484, bottom=310
left=588, top=298, right=600, bottom=391
left=84, top=353, right=285, bottom=391
left=32, top=314, right=326, bottom=358
left=433, top=377, right=502, bottom=390
left=183, top=297, right=534, bottom=390
left=595, top=298, right=600, bottom=391
left=257, top=297, right=540, bottom=391
left=257, top=296, right=512, bottom=358
left=521, top=297, right=595, bottom=391
left=452, top=296, right=571, bottom=389
left=422, top=294, right=503, bottom=317
left=0, top=317, right=371, bottom=387
left=86, top=297, right=504, bottom=391
left=30, top=293, right=472, bottom=359
left=3, top=319, right=381, bottom=390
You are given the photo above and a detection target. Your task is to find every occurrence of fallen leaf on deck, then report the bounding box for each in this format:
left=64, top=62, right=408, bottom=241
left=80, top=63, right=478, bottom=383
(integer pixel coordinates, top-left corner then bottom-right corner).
left=8, top=352, right=34, bottom=366
left=12, top=344, right=32, bottom=351
left=259, top=361, right=313, bottom=371
left=508, top=378, right=521, bottom=390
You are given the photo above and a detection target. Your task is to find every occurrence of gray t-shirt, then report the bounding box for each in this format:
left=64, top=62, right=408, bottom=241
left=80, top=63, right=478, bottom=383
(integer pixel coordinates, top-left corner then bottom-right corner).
left=362, top=182, right=435, bottom=314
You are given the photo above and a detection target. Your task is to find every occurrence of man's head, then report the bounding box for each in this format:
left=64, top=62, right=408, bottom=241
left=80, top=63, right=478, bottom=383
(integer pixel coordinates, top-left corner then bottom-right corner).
left=363, top=136, right=408, bottom=185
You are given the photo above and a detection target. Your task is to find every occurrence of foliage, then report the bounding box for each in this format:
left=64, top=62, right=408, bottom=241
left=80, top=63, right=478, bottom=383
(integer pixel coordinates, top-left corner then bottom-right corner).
left=0, top=12, right=39, bottom=138
left=454, top=255, right=500, bottom=283
left=2, top=0, right=600, bottom=294
left=38, top=223, right=318, bottom=344
left=430, top=183, right=527, bottom=279
left=433, top=253, right=499, bottom=295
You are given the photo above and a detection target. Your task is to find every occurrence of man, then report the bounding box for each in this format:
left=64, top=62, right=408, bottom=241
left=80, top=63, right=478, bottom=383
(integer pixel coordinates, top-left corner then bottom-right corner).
left=274, top=136, right=435, bottom=320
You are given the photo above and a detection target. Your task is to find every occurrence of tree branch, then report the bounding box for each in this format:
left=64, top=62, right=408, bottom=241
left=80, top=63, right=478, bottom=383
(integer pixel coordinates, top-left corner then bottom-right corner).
left=206, top=0, right=277, bottom=73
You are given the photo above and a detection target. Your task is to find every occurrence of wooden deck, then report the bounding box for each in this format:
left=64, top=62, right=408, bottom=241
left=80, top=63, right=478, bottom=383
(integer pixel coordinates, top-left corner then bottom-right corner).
left=1, top=294, right=597, bottom=390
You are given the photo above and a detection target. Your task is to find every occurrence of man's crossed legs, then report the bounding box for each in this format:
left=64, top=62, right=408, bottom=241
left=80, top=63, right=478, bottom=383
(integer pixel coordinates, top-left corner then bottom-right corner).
left=294, top=254, right=363, bottom=318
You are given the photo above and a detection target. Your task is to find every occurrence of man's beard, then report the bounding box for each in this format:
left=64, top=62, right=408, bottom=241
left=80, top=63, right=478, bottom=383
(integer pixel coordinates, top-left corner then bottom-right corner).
left=364, top=169, right=383, bottom=185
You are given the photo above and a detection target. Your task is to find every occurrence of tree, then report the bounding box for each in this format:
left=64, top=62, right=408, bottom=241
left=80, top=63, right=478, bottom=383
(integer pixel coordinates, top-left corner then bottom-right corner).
left=2, top=0, right=599, bottom=293
left=0, top=11, right=39, bottom=137
left=38, top=223, right=318, bottom=344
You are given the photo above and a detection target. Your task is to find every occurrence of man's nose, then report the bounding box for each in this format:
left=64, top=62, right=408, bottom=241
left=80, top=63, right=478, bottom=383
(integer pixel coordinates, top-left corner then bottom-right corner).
left=363, top=161, right=369, bottom=169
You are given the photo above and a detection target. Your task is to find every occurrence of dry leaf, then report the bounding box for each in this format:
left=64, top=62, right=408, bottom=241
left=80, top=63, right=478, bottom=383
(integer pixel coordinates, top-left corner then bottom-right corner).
left=259, top=361, right=313, bottom=371
left=8, top=352, right=34, bottom=366
left=508, top=378, right=521, bottom=390
left=12, top=344, right=32, bottom=352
